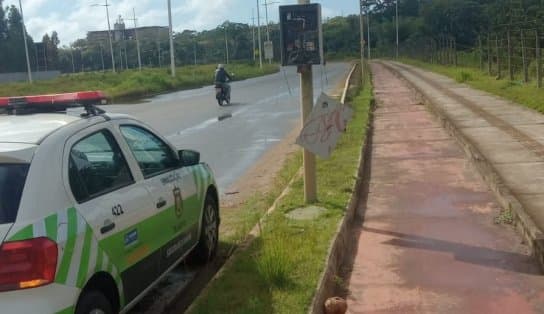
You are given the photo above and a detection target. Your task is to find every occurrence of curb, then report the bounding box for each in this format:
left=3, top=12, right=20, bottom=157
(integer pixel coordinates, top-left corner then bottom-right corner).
left=379, top=60, right=544, bottom=270
left=308, top=63, right=375, bottom=314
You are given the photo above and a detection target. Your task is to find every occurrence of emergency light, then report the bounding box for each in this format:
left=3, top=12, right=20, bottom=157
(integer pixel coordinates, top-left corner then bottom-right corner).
left=0, top=91, right=107, bottom=116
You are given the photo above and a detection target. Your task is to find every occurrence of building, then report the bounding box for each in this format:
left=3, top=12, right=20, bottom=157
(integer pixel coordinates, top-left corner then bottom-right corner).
left=87, top=15, right=169, bottom=45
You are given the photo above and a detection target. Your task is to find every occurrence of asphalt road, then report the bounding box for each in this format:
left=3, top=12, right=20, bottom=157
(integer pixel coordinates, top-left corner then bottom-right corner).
left=106, top=62, right=350, bottom=192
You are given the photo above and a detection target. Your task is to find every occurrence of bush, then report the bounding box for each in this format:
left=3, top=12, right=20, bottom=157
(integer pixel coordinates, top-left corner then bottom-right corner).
left=455, top=70, right=473, bottom=83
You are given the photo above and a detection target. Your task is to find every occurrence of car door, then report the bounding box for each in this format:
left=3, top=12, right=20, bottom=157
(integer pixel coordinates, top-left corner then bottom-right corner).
left=117, top=123, right=201, bottom=276
left=64, top=125, right=159, bottom=305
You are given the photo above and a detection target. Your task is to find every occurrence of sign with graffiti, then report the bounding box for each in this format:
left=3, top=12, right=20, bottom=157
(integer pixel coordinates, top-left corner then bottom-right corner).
left=296, top=93, right=354, bottom=159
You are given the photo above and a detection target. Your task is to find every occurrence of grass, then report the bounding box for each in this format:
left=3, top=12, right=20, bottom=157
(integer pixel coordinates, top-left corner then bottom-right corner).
left=0, top=63, right=279, bottom=101
left=400, top=58, right=544, bottom=113
left=187, top=66, right=373, bottom=314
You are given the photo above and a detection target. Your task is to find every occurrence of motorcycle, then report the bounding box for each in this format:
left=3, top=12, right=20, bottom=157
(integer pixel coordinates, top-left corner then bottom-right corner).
left=215, top=84, right=230, bottom=106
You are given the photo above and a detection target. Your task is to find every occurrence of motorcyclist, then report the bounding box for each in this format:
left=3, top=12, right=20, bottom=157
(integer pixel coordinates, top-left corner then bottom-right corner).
left=214, top=64, right=232, bottom=100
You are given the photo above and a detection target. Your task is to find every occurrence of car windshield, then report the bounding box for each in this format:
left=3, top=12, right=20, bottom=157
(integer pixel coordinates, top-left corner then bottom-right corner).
left=0, top=164, right=29, bottom=224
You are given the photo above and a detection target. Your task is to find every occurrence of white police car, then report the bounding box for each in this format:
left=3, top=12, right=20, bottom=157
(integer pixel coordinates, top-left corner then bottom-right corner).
left=0, top=92, right=219, bottom=314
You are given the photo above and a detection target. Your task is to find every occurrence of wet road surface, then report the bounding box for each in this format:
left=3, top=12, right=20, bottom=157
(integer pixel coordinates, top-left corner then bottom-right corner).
left=346, top=63, right=544, bottom=313
left=106, top=63, right=350, bottom=192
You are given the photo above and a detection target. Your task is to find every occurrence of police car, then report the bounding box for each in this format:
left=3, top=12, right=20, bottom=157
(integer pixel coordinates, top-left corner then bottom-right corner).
left=0, top=91, right=220, bottom=314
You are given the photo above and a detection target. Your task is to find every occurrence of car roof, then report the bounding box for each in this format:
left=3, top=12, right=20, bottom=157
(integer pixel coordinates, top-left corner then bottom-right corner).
left=0, top=114, right=85, bottom=144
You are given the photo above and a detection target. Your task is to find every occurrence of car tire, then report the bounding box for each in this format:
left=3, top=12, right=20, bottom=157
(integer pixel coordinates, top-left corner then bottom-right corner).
left=75, top=290, right=114, bottom=314
left=190, top=194, right=219, bottom=264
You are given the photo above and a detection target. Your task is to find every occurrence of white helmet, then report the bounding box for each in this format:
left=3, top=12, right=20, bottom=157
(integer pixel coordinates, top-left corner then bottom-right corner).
left=218, top=64, right=225, bottom=69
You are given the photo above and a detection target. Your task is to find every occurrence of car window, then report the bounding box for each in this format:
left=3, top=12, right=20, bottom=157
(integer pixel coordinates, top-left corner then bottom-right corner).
left=69, top=130, right=134, bottom=203
left=120, top=125, right=178, bottom=178
left=0, top=164, right=29, bottom=224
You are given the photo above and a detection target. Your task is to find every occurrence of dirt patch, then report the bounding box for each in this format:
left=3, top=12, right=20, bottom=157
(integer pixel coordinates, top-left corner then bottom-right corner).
left=221, top=126, right=300, bottom=209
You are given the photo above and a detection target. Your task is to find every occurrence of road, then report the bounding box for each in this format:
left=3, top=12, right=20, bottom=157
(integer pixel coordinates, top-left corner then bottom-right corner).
left=106, top=63, right=351, bottom=313
left=107, top=63, right=350, bottom=192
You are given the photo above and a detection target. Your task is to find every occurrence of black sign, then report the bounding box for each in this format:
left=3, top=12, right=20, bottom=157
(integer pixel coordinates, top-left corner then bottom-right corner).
left=279, top=4, right=323, bottom=66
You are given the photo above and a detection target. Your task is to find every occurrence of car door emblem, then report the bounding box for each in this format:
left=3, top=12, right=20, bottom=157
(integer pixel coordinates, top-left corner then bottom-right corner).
left=173, top=187, right=183, bottom=217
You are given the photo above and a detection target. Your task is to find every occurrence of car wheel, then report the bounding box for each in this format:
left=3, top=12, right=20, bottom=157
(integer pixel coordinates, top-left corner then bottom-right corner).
left=191, top=194, right=219, bottom=264
left=75, top=291, right=114, bottom=314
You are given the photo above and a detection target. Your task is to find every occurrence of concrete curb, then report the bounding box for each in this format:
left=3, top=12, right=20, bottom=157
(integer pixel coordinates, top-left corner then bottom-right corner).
left=308, top=63, right=375, bottom=314
left=379, top=60, right=544, bottom=270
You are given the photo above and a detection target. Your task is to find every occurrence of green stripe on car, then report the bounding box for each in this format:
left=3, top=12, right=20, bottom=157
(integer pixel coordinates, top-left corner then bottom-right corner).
left=76, top=224, right=93, bottom=288
left=56, top=208, right=78, bottom=283
left=45, top=214, right=58, bottom=241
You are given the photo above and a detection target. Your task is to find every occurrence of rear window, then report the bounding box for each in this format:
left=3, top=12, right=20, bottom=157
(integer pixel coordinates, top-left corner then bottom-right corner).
left=0, top=164, right=29, bottom=224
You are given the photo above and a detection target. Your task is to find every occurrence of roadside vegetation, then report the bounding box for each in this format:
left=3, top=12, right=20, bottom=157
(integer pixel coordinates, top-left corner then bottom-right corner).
left=188, top=66, right=372, bottom=314
left=0, top=63, right=278, bottom=100
left=400, top=59, right=544, bottom=113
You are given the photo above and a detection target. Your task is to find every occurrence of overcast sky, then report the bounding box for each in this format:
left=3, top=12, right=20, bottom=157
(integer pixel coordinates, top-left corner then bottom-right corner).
left=4, top=0, right=358, bottom=46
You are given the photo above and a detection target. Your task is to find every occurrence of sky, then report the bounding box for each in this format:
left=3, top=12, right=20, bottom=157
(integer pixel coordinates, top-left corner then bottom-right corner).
left=3, top=0, right=359, bottom=46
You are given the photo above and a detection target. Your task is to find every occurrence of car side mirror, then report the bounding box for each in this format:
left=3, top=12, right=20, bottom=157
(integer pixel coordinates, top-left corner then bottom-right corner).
left=179, top=150, right=200, bottom=167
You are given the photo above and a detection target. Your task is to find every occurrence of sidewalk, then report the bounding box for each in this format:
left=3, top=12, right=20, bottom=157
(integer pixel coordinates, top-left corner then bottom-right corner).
left=345, top=63, right=544, bottom=313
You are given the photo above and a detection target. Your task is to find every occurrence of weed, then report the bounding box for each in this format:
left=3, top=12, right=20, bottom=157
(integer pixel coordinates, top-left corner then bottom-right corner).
left=255, top=231, right=293, bottom=288
left=494, top=209, right=514, bottom=225
left=455, top=71, right=473, bottom=83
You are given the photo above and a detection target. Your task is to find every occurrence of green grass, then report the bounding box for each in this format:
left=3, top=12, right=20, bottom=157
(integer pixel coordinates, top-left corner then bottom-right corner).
left=0, top=63, right=279, bottom=101
left=188, top=67, right=373, bottom=314
left=400, top=58, right=544, bottom=113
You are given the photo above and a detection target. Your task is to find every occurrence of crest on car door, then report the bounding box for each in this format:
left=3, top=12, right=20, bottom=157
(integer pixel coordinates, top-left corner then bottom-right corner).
left=173, top=186, right=183, bottom=217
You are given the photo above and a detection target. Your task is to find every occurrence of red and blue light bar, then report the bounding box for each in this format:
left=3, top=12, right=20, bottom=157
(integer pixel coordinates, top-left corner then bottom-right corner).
left=0, top=91, right=107, bottom=107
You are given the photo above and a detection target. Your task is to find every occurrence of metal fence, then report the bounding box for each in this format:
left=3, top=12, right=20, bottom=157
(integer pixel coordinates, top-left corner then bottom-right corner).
left=0, top=71, right=61, bottom=84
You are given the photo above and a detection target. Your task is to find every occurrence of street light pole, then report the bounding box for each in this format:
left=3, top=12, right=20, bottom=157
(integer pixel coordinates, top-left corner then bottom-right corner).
left=167, top=0, right=176, bottom=77
left=18, top=0, right=32, bottom=83
left=105, top=0, right=115, bottom=73
left=256, top=0, right=263, bottom=68
left=396, top=0, right=399, bottom=59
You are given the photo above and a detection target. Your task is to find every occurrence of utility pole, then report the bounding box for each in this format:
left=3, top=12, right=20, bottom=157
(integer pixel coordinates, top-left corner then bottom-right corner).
left=127, top=8, right=142, bottom=71
left=194, top=35, right=197, bottom=65
left=262, top=0, right=278, bottom=64
left=224, top=25, right=230, bottom=64
left=252, top=9, right=256, bottom=61
left=99, top=44, right=105, bottom=71
left=298, top=0, right=317, bottom=204
left=70, top=45, right=75, bottom=73
left=92, top=0, right=116, bottom=73
left=257, top=0, right=263, bottom=68
left=396, top=0, right=399, bottom=59
left=18, top=0, right=32, bottom=83
left=167, top=0, right=176, bottom=77
left=367, top=10, right=371, bottom=59
left=359, top=0, right=365, bottom=84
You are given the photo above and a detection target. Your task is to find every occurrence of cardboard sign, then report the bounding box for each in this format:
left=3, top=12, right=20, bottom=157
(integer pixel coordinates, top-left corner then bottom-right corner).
left=296, top=93, right=354, bottom=159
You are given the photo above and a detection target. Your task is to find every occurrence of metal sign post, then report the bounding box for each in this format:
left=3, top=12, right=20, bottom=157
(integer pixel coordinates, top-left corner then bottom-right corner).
left=280, top=0, right=323, bottom=204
